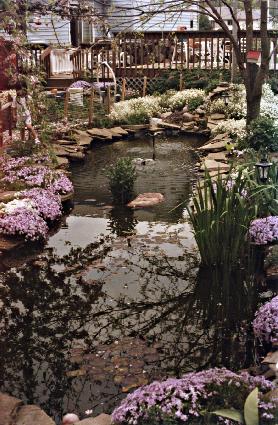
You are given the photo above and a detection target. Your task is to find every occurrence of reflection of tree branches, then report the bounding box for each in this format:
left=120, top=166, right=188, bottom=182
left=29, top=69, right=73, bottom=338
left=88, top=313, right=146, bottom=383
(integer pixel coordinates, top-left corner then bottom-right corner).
left=0, top=238, right=260, bottom=420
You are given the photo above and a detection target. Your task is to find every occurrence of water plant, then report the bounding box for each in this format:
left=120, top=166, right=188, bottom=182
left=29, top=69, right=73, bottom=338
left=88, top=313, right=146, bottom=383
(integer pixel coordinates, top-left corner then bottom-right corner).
left=107, top=158, right=137, bottom=204
left=112, top=368, right=275, bottom=425
left=186, top=170, right=256, bottom=267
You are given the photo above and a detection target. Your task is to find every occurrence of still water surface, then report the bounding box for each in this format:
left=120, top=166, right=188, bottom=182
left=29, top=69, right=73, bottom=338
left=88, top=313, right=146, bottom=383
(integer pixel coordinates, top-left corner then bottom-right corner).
left=0, top=135, right=265, bottom=421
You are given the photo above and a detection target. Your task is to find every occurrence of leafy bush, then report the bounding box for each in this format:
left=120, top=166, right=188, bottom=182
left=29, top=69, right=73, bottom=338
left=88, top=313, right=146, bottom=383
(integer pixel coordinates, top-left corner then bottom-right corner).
left=107, top=158, right=137, bottom=204
left=187, top=95, right=204, bottom=112
left=187, top=170, right=256, bottom=267
left=245, top=116, right=278, bottom=152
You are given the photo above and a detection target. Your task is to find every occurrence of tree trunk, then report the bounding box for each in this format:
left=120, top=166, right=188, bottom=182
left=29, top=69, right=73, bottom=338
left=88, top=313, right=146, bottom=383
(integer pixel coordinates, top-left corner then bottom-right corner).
left=246, top=92, right=261, bottom=125
left=245, top=63, right=262, bottom=125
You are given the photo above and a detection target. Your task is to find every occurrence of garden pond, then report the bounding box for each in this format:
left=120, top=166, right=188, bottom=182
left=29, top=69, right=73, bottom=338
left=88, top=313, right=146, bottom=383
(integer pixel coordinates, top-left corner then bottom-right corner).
left=0, top=134, right=274, bottom=422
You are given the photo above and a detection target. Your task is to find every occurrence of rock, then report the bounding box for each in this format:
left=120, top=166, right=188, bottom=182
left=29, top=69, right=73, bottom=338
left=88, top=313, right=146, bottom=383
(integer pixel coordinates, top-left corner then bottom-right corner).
left=198, top=140, right=227, bottom=152
left=63, top=413, right=80, bottom=425
left=196, top=108, right=206, bottom=115
left=0, top=393, right=22, bottom=425
left=211, top=133, right=229, bottom=141
left=15, top=405, right=55, bottom=425
left=182, top=105, right=188, bottom=112
left=210, top=113, right=226, bottom=120
left=75, top=414, right=111, bottom=425
left=128, top=193, right=165, bottom=208
left=158, top=122, right=181, bottom=130
left=60, top=192, right=74, bottom=202
left=160, top=111, right=172, bottom=119
left=109, top=127, right=129, bottom=137
left=181, top=121, right=195, bottom=130
left=56, top=139, right=77, bottom=146
left=182, top=112, right=195, bottom=122
left=200, top=159, right=230, bottom=172
left=262, top=351, right=278, bottom=365
left=0, top=191, right=18, bottom=203
left=56, top=157, right=69, bottom=168
left=206, top=152, right=227, bottom=162
left=0, top=237, right=24, bottom=252
left=87, top=128, right=113, bottom=140
left=207, top=122, right=217, bottom=130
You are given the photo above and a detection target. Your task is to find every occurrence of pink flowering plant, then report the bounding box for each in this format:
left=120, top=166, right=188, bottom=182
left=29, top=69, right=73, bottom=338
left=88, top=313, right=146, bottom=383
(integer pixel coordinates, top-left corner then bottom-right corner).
left=21, top=188, right=62, bottom=221
left=248, top=217, right=278, bottom=245
left=112, top=368, right=275, bottom=425
left=253, top=296, right=278, bottom=344
left=0, top=207, right=48, bottom=241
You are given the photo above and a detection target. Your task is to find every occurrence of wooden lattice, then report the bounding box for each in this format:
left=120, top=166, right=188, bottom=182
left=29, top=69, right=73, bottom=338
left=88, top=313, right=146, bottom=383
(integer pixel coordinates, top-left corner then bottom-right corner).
left=116, top=77, right=159, bottom=97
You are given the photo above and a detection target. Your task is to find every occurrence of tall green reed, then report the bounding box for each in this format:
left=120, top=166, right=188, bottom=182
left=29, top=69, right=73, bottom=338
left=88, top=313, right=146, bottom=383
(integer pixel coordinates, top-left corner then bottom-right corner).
left=187, top=169, right=257, bottom=267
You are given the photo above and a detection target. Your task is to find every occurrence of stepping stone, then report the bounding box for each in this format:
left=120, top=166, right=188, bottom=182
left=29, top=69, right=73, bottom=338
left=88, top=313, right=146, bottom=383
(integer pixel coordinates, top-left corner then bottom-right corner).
left=158, top=121, right=181, bottom=130
left=206, top=152, right=227, bottom=162
left=207, top=122, right=217, bottom=130
left=53, top=146, right=69, bottom=156
left=87, top=128, right=113, bottom=140
left=56, top=139, right=77, bottom=146
left=73, top=130, right=92, bottom=146
left=0, top=392, right=23, bottom=425
left=109, top=127, right=129, bottom=137
left=121, top=124, right=150, bottom=131
left=198, top=140, right=227, bottom=152
left=200, top=159, right=230, bottom=172
left=75, top=414, right=111, bottom=425
left=210, top=113, right=226, bottom=120
left=15, top=405, right=55, bottom=425
left=128, top=193, right=165, bottom=208
left=56, top=157, right=69, bottom=168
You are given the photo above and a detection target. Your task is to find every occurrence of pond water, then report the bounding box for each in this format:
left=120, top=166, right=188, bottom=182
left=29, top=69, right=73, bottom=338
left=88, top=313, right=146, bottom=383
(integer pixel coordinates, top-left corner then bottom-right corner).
left=0, top=134, right=270, bottom=422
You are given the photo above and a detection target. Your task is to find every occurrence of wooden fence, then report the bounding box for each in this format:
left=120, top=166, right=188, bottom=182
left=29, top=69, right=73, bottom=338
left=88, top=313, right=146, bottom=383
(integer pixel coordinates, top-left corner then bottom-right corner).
left=69, top=30, right=278, bottom=79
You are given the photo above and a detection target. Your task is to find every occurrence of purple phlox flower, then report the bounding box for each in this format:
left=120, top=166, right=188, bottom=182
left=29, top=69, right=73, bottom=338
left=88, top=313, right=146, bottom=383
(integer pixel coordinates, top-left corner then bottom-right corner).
left=249, top=216, right=278, bottom=245
left=253, top=296, right=278, bottom=343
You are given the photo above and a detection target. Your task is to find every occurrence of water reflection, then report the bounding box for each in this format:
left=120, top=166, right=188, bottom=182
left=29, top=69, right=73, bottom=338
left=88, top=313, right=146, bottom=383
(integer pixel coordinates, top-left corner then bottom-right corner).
left=108, top=207, right=138, bottom=237
left=0, top=236, right=261, bottom=421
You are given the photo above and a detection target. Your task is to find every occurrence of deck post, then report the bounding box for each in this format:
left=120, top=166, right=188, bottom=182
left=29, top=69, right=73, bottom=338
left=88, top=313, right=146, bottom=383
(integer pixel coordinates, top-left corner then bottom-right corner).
left=107, top=86, right=111, bottom=114
left=179, top=73, right=183, bottom=91
left=121, top=78, right=126, bottom=101
left=143, top=76, right=147, bottom=96
left=64, top=91, right=70, bottom=120
left=88, top=88, right=94, bottom=125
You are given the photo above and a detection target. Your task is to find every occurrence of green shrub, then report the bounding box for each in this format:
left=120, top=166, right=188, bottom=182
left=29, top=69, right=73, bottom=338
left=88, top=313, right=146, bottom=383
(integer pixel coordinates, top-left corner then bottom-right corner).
left=187, top=95, right=204, bottom=112
left=106, top=158, right=137, bottom=204
left=246, top=116, right=278, bottom=152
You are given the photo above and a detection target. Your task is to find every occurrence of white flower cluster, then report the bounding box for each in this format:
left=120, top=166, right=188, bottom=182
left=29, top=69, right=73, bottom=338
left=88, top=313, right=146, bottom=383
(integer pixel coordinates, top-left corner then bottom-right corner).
left=0, top=198, right=34, bottom=214
left=110, top=89, right=205, bottom=123
left=260, top=84, right=278, bottom=121
left=165, top=89, right=205, bottom=110
left=212, top=118, right=247, bottom=141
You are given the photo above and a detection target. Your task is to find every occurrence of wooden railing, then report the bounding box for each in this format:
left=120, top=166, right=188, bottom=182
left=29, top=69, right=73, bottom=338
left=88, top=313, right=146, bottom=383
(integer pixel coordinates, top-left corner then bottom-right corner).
left=70, top=30, right=278, bottom=79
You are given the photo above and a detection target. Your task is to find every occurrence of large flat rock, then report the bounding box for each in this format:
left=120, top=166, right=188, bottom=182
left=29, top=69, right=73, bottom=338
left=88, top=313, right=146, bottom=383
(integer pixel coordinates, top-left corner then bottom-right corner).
left=76, top=414, right=111, bottom=425
left=109, top=127, right=129, bottom=137
left=198, top=140, right=227, bottom=152
left=128, top=193, right=165, bottom=208
left=0, top=393, right=22, bottom=425
left=15, top=405, right=55, bottom=425
left=206, top=152, right=227, bottom=162
left=200, top=159, right=230, bottom=172
left=87, top=128, right=113, bottom=140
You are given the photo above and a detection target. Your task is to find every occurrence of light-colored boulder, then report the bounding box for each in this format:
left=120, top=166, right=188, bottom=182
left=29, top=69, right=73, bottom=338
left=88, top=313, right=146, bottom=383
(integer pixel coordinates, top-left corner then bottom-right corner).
left=160, top=111, right=172, bottom=119
left=206, top=152, right=227, bottom=162
left=109, top=127, right=129, bottom=137
left=198, top=140, right=227, bottom=152
left=0, top=393, right=22, bottom=425
left=128, top=193, right=165, bottom=208
left=210, top=113, right=226, bottom=120
left=183, top=112, right=195, bottom=122
left=87, top=128, right=113, bottom=140
left=15, top=405, right=55, bottom=425
left=200, top=159, right=230, bottom=172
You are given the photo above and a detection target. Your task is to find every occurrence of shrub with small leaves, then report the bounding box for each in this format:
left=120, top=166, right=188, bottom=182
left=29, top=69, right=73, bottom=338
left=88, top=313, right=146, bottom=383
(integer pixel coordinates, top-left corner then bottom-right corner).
left=107, top=158, right=137, bottom=204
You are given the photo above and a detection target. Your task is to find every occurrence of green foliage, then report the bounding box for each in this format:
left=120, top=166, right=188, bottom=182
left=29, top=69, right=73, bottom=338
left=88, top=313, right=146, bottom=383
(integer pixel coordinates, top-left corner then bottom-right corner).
left=187, top=95, right=204, bottom=112
left=148, top=69, right=232, bottom=95
left=212, top=388, right=259, bottom=425
left=243, top=116, right=278, bottom=152
left=106, top=158, right=137, bottom=204
left=186, top=169, right=256, bottom=267
left=249, top=163, right=278, bottom=217
left=8, top=138, right=41, bottom=158
left=199, top=14, right=213, bottom=31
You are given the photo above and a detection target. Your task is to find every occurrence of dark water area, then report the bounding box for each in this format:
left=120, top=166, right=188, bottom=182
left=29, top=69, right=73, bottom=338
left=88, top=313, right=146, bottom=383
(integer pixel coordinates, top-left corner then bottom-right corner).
left=0, top=135, right=274, bottom=422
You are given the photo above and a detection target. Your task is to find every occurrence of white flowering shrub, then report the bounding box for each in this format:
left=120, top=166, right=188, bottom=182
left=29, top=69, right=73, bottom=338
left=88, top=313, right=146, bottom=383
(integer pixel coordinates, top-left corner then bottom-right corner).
left=209, top=98, right=227, bottom=115
left=260, top=83, right=278, bottom=121
left=110, top=89, right=205, bottom=124
left=212, top=118, right=247, bottom=141
left=165, top=89, right=205, bottom=110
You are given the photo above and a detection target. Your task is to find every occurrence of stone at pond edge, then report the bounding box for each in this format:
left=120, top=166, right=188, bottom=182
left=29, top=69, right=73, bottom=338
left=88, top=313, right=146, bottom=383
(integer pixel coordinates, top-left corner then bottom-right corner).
left=198, top=140, right=227, bottom=152
left=15, top=405, right=55, bottom=425
left=200, top=159, right=230, bottom=172
left=75, top=414, right=111, bottom=425
left=0, top=393, right=23, bottom=425
left=128, top=193, right=165, bottom=208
